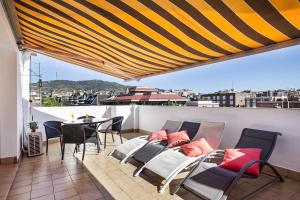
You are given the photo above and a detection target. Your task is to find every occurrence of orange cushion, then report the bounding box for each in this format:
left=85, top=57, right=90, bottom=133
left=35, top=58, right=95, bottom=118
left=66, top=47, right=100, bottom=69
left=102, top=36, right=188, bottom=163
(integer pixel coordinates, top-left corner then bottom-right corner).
left=219, top=148, right=262, bottom=176
left=147, top=130, right=168, bottom=141
left=167, top=131, right=190, bottom=148
left=181, top=138, right=213, bottom=157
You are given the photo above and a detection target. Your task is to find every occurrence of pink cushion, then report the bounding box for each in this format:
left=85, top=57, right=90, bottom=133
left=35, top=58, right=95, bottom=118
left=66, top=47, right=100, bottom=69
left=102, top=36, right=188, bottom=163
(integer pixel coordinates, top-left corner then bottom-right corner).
left=219, top=148, right=262, bottom=176
left=181, top=138, right=213, bottom=157
left=167, top=131, right=190, bottom=148
left=147, top=130, right=168, bottom=141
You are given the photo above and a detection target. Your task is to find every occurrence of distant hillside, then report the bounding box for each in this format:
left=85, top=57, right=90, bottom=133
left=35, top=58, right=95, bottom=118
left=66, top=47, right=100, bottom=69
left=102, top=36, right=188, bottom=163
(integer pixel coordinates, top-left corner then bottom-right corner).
left=31, top=80, right=127, bottom=93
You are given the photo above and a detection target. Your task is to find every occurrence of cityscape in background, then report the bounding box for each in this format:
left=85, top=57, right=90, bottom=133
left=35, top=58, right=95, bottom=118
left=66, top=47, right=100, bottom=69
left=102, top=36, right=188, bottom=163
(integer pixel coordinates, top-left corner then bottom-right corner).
left=29, top=79, right=300, bottom=109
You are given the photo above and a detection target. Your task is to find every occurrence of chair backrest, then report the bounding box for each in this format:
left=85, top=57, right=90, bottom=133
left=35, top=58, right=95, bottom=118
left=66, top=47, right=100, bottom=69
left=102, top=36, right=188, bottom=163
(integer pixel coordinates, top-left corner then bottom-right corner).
left=61, top=124, right=85, bottom=144
left=192, top=121, right=225, bottom=150
left=77, top=115, right=95, bottom=119
left=43, top=121, right=62, bottom=139
left=112, top=116, right=124, bottom=132
left=178, top=121, right=201, bottom=140
left=235, top=128, right=282, bottom=162
left=161, top=120, right=182, bottom=134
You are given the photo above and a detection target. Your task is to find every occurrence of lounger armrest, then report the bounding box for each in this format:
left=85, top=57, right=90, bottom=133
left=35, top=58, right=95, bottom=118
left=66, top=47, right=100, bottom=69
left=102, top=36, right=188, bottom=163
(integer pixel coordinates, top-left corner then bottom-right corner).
left=151, top=140, right=163, bottom=144
left=139, top=136, right=148, bottom=139
left=236, top=160, right=265, bottom=179
left=220, top=160, right=266, bottom=197
left=171, top=146, right=181, bottom=151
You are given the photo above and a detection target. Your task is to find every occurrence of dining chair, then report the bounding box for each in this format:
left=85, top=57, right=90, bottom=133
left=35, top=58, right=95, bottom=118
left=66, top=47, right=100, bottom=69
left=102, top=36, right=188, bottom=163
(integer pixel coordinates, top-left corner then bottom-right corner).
left=61, top=124, right=86, bottom=161
left=99, top=116, right=124, bottom=149
left=77, top=115, right=101, bottom=153
left=43, top=121, right=62, bottom=154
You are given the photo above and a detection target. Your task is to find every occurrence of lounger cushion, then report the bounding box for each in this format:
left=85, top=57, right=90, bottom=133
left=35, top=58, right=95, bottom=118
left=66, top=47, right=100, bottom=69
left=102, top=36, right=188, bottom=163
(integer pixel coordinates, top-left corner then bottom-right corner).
left=167, top=131, right=190, bottom=148
left=181, top=138, right=213, bottom=157
left=220, top=148, right=262, bottom=176
left=133, top=143, right=166, bottom=163
left=113, top=137, right=148, bottom=159
left=147, top=130, right=168, bottom=141
left=145, top=149, right=197, bottom=179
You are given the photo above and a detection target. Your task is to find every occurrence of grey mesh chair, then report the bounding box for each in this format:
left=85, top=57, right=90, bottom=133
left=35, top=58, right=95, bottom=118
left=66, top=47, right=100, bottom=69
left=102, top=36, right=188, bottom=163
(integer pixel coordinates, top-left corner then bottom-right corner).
left=61, top=124, right=86, bottom=161
left=98, top=116, right=124, bottom=149
left=172, top=128, right=283, bottom=200
left=43, top=121, right=62, bottom=154
left=134, top=121, right=225, bottom=193
left=131, top=121, right=201, bottom=165
left=77, top=115, right=101, bottom=153
left=109, top=120, right=182, bottom=164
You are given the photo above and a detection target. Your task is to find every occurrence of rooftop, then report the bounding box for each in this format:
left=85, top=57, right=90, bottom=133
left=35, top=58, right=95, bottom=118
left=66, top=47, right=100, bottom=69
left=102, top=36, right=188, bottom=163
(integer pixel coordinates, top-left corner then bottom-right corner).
left=107, top=94, right=187, bottom=102
left=1, top=1, right=300, bottom=200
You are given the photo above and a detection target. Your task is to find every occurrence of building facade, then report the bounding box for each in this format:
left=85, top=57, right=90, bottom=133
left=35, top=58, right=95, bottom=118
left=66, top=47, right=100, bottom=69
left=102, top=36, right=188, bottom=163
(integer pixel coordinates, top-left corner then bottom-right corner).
left=201, top=91, right=249, bottom=107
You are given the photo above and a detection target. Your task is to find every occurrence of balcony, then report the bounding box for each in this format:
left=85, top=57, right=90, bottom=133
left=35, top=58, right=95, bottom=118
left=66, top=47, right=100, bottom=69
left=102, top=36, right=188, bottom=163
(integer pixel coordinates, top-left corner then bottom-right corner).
left=1, top=1, right=300, bottom=199
left=1, top=105, right=300, bottom=199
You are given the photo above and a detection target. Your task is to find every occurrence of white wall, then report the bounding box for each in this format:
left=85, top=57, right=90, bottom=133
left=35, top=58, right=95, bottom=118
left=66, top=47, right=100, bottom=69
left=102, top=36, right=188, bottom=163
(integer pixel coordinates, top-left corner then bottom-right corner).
left=30, top=105, right=300, bottom=172
left=138, top=106, right=300, bottom=172
left=0, top=4, right=23, bottom=160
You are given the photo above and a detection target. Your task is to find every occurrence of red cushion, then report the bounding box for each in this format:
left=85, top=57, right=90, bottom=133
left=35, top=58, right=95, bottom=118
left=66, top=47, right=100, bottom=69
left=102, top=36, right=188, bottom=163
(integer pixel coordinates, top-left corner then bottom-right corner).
left=147, top=130, right=168, bottom=141
left=181, top=138, right=213, bottom=157
left=219, top=148, right=262, bottom=176
left=167, top=131, right=190, bottom=148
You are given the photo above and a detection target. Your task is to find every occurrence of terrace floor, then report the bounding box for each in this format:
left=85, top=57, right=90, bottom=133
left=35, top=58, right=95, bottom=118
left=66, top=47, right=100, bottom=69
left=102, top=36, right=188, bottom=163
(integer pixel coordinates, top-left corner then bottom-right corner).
left=2, top=132, right=300, bottom=200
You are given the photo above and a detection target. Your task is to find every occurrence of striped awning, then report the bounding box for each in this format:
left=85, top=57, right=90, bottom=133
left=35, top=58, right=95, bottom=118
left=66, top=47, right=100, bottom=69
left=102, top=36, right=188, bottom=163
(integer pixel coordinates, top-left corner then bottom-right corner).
left=12, top=0, right=300, bottom=80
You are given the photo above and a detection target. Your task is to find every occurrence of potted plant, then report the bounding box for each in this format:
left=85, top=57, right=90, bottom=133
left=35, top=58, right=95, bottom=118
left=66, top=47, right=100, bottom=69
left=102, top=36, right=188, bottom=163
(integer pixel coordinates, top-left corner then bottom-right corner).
left=28, top=121, right=38, bottom=132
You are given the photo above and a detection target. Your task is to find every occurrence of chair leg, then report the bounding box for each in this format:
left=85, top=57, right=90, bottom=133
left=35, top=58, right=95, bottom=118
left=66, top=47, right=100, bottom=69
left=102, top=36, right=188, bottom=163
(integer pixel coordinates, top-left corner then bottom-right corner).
left=96, top=137, right=100, bottom=153
left=104, top=132, right=107, bottom=149
left=82, top=143, right=86, bottom=161
left=119, top=131, right=123, bottom=144
left=73, top=144, right=77, bottom=156
left=59, top=137, right=62, bottom=154
left=46, top=139, right=49, bottom=154
left=61, top=143, right=65, bottom=160
left=134, top=164, right=147, bottom=177
left=111, top=132, right=115, bottom=142
left=98, top=136, right=102, bottom=145
left=239, top=163, right=284, bottom=199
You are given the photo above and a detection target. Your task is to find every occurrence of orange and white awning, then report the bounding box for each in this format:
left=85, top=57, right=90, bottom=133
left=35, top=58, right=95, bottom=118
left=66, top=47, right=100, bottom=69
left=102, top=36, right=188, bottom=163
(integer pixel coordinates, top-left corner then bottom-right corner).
left=9, top=0, right=300, bottom=80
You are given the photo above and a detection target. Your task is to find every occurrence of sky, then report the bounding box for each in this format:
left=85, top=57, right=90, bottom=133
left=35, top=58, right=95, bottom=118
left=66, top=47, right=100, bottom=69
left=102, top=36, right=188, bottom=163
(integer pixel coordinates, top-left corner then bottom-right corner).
left=30, top=44, right=300, bottom=93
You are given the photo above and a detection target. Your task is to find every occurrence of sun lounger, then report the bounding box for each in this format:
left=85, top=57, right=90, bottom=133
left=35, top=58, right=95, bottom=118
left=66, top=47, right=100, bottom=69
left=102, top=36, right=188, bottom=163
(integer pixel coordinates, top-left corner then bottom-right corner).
left=134, top=121, right=225, bottom=193
left=109, top=120, right=182, bottom=164
left=172, top=128, right=283, bottom=200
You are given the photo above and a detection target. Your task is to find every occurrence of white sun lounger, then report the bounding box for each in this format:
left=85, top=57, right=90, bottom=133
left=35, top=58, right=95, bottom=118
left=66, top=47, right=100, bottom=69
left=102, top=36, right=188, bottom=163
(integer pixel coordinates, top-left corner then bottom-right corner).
left=109, top=120, right=182, bottom=164
left=133, top=121, right=225, bottom=193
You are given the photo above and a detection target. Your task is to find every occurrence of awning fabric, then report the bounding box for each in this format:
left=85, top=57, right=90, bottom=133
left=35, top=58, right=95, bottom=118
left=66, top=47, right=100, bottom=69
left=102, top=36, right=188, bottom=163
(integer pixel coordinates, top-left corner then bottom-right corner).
left=13, top=0, right=300, bottom=80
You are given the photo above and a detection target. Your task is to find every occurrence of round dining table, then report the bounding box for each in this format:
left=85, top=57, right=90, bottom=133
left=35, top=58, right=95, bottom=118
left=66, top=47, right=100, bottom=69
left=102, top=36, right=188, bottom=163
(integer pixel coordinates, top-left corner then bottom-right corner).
left=63, top=117, right=109, bottom=125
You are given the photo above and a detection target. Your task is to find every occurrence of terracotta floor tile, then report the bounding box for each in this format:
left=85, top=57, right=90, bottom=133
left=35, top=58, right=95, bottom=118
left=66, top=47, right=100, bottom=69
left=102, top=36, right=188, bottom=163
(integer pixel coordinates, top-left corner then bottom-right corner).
left=8, top=185, right=31, bottom=197
left=30, top=186, right=54, bottom=199
left=32, top=175, right=52, bottom=184
left=51, top=172, right=69, bottom=180
left=31, top=194, right=55, bottom=200
left=54, top=188, right=78, bottom=200
left=79, top=190, right=105, bottom=200
left=7, top=192, right=31, bottom=200
left=52, top=176, right=72, bottom=185
left=11, top=179, right=33, bottom=189
left=31, top=180, right=53, bottom=191
left=62, top=195, right=81, bottom=200
left=53, top=182, right=74, bottom=193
